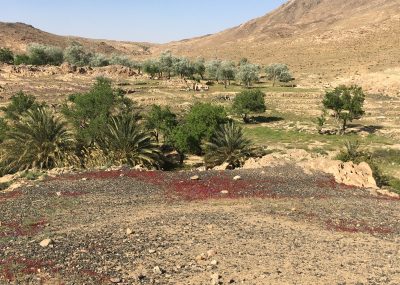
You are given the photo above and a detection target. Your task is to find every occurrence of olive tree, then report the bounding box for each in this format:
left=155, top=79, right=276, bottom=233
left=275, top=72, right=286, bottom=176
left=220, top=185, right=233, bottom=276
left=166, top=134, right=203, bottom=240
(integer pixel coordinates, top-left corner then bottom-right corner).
left=235, top=64, right=259, bottom=87
left=322, top=85, right=365, bottom=134
left=205, top=60, right=221, bottom=81
left=64, top=42, right=92, bottom=66
left=217, top=61, right=236, bottom=88
left=265, top=64, right=292, bottom=86
left=159, top=50, right=175, bottom=79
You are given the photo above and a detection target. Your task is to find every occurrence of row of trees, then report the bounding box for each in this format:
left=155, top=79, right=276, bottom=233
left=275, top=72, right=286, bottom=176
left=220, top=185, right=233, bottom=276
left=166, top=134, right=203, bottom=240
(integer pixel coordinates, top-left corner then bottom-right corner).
left=0, top=78, right=266, bottom=175
left=0, top=46, right=293, bottom=87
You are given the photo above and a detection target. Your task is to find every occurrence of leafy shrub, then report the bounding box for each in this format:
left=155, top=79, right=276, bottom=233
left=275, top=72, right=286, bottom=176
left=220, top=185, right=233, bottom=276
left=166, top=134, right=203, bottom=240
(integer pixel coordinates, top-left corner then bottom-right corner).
left=109, top=54, right=133, bottom=67
left=13, top=54, right=31, bottom=65
left=27, top=43, right=64, bottom=66
left=0, top=47, right=14, bottom=64
left=89, top=53, right=110, bottom=67
left=62, top=77, right=137, bottom=145
left=170, top=103, right=227, bottom=159
left=204, top=122, right=254, bottom=169
left=1, top=91, right=41, bottom=120
left=0, top=106, right=76, bottom=173
left=146, top=105, right=177, bottom=143
left=232, top=89, right=266, bottom=123
left=63, top=42, right=92, bottom=66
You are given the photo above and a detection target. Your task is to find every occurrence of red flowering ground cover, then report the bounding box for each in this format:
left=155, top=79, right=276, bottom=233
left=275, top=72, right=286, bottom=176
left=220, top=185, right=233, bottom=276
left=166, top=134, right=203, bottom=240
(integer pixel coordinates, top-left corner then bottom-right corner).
left=0, top=190, right=23, bottom=202
left=0, top=257, right=55, bottom=282
left=0, top=219, right=47, bottom=238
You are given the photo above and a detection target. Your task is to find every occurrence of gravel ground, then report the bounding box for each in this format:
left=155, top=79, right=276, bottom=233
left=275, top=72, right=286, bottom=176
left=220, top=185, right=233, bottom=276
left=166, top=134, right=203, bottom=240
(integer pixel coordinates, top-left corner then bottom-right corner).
left=0, top=165, right=399, bottom=285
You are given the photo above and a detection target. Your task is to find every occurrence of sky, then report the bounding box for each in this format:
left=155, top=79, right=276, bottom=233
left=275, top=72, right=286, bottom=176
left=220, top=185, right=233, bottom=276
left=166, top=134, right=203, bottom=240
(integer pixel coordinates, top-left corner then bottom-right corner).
left=0, top=0, right=286, bottom=43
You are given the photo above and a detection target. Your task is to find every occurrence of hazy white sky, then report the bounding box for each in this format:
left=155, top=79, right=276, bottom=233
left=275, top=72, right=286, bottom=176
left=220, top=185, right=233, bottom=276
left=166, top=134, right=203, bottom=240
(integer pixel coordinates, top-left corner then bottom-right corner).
left=0, top=0, right=286, bottom=43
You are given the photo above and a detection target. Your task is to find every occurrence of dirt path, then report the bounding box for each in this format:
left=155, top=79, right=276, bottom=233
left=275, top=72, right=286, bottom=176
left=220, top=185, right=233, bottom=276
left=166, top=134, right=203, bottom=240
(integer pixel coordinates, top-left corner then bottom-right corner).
left=1, top=166, right=399, bottom=284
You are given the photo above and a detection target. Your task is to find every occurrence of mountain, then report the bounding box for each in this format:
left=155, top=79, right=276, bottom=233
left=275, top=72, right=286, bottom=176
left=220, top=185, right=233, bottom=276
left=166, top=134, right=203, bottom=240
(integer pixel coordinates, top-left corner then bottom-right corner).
left=154, top=0, right=400, bottom=82
left=0, top=22, right=152, bottom=56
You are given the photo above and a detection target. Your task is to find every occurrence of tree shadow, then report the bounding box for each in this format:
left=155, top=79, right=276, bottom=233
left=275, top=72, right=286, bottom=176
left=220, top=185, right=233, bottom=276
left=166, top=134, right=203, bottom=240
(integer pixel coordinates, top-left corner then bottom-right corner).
left=348, top=124, right=384, bottom=134
left=251, top=116, right=284, bottom=124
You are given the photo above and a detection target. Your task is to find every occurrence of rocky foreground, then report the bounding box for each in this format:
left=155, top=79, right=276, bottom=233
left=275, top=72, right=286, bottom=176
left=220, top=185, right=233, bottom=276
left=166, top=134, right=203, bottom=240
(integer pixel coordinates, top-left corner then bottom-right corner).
left=1, top=166, right=400, bottom=285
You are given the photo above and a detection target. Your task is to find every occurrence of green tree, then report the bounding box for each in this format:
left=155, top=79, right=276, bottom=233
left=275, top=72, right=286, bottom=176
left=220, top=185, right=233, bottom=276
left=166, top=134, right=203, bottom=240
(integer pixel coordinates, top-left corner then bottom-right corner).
left=193, top=57, right=206, bottom=79
left=204, top=122, right=254, bottom=169
left=143, top=59, right=160, bottom=78
left=62, top=78, right=130, bottom=144
left=205, top=60, right=221, bottom=81
left=0, top=48, right=14, bottom=64
left=173, top=57, right=195, bottom=79
left=0, top=106, right=76, bottom=173
left=235, top=64, right=259, bottom=87
left=265, top=64, right=292, bottom=86
left=146, top=105, right=177, bottom=143
left=322, top=85, right=365, bottom=134
left=217, top=61, right=236, bottom=88
left=100, top=114, right=161, bottom=169
left=232, top=89, right=266, bottom=123
left=159, top=50, right=175, bottom=79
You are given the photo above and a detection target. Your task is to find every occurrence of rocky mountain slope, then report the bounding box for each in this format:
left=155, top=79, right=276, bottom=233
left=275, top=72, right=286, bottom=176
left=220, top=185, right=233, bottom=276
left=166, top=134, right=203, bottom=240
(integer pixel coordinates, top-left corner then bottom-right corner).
left=0, top=22, right=152, bottom=56
left=155, top=0, right=400, bottom=86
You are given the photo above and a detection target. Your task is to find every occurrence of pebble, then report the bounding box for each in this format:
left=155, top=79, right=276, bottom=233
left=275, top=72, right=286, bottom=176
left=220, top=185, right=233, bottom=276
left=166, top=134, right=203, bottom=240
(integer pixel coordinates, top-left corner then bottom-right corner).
left=210, top=273, right=221, bottom=285
left=190, top=175, right=200, bottom=180
left=149, top=249, right=156, bottom=254
left=153, top=266, right=163, bottom=274
left=81, top=177, right=88, bottom=181
left=126, top=228, right=133, bottom=235
left=220, top=190, right=229, bottom=194
left=233, top=175, right=241, bottom=181
left=110, top=277, right=121, bottom=283
left=210, top=260, right=218, bottom=266
left=207, top=249, right=216, bottom=257
left=39, top=238, right=53, bottom=248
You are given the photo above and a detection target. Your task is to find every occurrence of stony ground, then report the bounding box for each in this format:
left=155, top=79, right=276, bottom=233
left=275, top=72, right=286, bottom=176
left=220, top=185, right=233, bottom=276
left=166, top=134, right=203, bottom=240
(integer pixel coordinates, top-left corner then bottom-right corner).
left=1, top=166, right=400, bottom=285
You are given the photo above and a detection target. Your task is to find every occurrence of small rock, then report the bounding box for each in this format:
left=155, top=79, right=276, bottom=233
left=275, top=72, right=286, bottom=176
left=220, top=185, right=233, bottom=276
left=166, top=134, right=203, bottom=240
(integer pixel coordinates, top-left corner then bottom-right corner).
left=110, top=277, right=121, bottom=283
left=149, top=249, right=156, bottom=254
left=210, top=273, right=221, bottom=285
left=207, top=249, right=216, bottom=258
left=220, top=190, right=229, bottom=194
left=233, top=175, right=241, bottom=181
left=39, top=238, right=53, bottom=248
left=153, top=266, right=163, bottom=274
left=126, top=228, right=133, bottom=235
left=196, top=253, right=207, bottom=261
left=190, top=175, right=200, bottom=180
left=81, top=177, right=88, bottom=181
left=56, top=192, right=62, bottom=197
left=210, top=260, right=218, bottom=266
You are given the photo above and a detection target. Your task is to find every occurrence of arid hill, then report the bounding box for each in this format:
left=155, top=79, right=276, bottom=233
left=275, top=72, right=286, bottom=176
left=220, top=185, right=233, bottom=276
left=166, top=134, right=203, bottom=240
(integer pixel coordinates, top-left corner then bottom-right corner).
left=154, top=0, right=400, bottom=87
left=0, top=22, right=153, bottom=56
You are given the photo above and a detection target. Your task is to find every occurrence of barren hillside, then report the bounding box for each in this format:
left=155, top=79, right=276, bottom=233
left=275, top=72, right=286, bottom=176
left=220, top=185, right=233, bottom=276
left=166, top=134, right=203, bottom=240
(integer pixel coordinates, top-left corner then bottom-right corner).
left=0, top=22, right=153, bottom=56
left=154, top=0, right=400, bottom=86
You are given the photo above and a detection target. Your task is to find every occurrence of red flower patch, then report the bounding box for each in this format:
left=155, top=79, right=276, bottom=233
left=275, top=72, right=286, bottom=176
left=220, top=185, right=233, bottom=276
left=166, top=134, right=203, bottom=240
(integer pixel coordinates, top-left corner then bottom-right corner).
left=0, top=219, right=47, bottom=238
left=0, top=257, right=55, bottom=282
left=0, top=190, right=23, bottom=202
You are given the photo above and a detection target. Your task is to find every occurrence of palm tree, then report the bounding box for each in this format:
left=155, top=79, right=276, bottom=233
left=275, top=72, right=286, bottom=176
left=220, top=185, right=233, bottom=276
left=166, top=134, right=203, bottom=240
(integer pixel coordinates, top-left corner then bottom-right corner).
left=0, top=106, right=76, bottom=173
left=101, top=114, right=162, bottom=168
left=204, top=122, right=254, bottom=169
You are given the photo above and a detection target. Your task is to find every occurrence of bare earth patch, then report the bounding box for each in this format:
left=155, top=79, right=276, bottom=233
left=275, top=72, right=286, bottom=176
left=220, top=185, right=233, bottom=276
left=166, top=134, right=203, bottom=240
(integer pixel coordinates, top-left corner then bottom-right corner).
left=1, top=166, right=399, bottom=284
